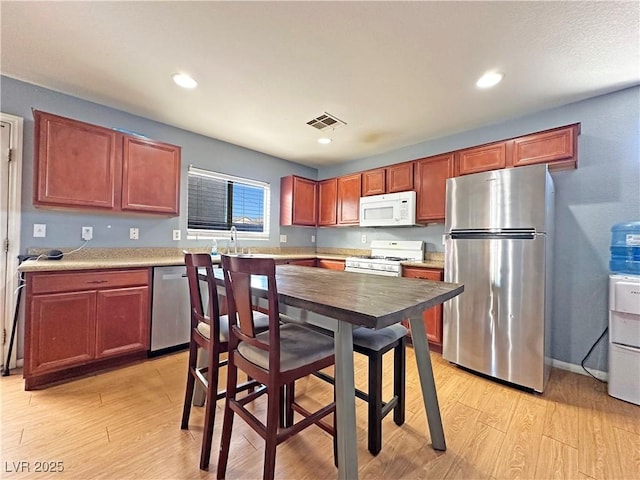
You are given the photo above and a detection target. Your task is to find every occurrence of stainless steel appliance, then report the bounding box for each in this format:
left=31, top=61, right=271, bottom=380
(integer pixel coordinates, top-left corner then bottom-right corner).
left=345, top=240, right=424, bottom=277
left=443, top=164, right=554, bottom=392
left=359, top=191, right=417, bottom=227
left=151, top=265, right=191, bottom=354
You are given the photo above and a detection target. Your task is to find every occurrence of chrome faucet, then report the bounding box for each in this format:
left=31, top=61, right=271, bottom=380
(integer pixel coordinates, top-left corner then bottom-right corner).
left=230, top=226, right=238, bottom=254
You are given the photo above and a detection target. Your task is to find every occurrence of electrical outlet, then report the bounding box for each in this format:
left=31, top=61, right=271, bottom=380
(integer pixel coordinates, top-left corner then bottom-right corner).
left=130, top=227, right=139, bottom=240
left=361, top=234, right=367, bottom=244
left=279, top=234, right=287, bottom=243
left=33, top=224, right=46, bottom=238
left=311, top=235, right=316, bottom=243
left=81, top=226, right=93, bottom=241
left=172, top=229, right=181, bottom=241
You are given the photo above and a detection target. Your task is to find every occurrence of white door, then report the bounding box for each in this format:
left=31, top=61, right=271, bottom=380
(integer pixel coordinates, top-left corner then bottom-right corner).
left=0, top=113, right=23, bottom=372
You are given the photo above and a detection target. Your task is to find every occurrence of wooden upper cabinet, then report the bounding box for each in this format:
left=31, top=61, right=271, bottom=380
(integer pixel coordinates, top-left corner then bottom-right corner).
left=387, top=162, right=414, bottom=192
left=280, top=175, right=317, bottom=226
left=34, top=110, right=118, bottom=209
left=361, top=168, right=386, bottom=196
left=33, top=110, right=181, bottom=215
left=457, top=141, right=508, bottom=175
left=121, top=136, right=181, bottom=215
left=362, top=163, right=414, bottom=196
left=414, top=153, right=455, bottom=223
left=337, top=173, right=361, bottom=225
left=318, top=178, right=338, bottom=226
left=512, top=124, right=579, bottom=171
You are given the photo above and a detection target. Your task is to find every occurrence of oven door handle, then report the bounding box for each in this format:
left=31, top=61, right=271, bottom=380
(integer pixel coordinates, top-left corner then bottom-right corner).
left=344, top=266, right=401, bottom=277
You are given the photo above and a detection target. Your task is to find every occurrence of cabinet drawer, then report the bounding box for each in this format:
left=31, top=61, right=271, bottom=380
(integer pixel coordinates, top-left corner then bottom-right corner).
left=402, top=267, right=443, bottom=281
left=30, top=269, right=150, bottom=294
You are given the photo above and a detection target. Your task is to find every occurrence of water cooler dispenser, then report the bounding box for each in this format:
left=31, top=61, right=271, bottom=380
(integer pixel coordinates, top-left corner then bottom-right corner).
left=608, top=222, right=640, bottom=405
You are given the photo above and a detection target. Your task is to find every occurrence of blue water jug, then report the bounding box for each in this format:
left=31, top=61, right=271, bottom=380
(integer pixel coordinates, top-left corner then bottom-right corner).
left=610, top=221, right=640, bottom=274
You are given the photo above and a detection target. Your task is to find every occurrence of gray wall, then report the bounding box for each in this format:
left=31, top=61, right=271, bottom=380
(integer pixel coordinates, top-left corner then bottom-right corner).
left=318, top=86, right=640, bottom=372
left=4, top=74, right=639, bottom=372
left=1, top=75, right=318, bottom=252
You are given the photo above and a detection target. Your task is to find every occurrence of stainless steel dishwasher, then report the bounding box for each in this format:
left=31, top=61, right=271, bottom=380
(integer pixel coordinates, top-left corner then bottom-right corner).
left=150, top=265, right=191, bottom=355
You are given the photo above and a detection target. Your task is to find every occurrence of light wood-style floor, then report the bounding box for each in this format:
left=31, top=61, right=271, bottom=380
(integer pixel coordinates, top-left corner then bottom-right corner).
left=1, top=348, right=638, bottom=479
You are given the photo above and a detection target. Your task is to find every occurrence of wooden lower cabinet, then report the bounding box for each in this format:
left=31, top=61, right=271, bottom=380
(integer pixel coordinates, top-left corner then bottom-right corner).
left=276, top=258, right=317, bottom=267
left=316, top=259, right=345, bottom=270
left=96, top=286, right=150, bottom=358
left=402, top=266, right=444, bottom=351
left=24, top=268, right=150, bottom=389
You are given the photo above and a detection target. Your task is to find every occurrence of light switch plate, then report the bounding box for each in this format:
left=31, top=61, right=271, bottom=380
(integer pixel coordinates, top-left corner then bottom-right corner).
left=361, top=234, right=367, bottom=244
left=279, top=234, right=287, bottom=243
left=33, top=224, right=46, bottom=238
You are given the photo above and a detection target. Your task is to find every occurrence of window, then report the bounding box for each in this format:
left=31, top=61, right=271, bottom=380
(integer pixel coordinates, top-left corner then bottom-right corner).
left=187, top=166, right=270, bottom=238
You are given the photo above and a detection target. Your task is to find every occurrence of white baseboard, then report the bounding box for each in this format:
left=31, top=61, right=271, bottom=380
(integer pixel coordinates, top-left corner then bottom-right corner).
left=551, top=358, right=608, bottom=382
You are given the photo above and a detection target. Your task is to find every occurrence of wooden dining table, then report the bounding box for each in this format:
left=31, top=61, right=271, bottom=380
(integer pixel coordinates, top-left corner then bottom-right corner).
left=212, top=264, right=464, bottom=480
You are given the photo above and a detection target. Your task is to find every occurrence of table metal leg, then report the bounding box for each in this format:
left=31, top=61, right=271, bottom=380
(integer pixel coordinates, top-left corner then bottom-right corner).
left=334, top=321, right=359, bottom=479
left=408, top=316, right=446, bottom=451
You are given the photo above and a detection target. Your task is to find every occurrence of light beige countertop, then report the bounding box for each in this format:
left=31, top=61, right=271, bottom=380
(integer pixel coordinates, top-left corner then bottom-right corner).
left=18, top=247, right=444, bottom=272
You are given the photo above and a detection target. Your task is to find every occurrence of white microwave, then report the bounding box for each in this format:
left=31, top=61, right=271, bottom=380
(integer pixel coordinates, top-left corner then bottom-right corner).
left=359, top=191, right=417, bottom=227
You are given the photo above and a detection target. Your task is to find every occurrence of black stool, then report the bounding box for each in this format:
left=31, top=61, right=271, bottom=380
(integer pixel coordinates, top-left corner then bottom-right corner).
left=313, top=323, right=407, bottom=455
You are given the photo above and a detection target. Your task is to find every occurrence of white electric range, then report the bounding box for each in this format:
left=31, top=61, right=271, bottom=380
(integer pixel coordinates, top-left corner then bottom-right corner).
left=344, top=240, right=424, bottom=277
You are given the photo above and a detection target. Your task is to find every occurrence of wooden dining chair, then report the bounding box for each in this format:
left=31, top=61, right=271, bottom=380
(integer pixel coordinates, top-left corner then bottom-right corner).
left=217, top=255, right=337, bottom=480
left=181, top=252, right=270, bottom=470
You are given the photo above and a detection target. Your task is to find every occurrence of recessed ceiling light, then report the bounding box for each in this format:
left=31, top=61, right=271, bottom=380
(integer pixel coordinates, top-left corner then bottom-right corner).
left=318, top=138, right=332, bottom=144
left=172, top=73, right=197, bottom=89
left=476, top=72, right=504, bottom=89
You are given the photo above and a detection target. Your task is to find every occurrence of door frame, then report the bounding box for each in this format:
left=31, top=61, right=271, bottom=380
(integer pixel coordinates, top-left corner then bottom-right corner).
left=1, top=112, right=24, bottom=370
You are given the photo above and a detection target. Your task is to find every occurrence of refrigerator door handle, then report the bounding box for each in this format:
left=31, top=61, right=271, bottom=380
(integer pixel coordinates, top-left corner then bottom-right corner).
left=450, top=230, right=537, bottom=240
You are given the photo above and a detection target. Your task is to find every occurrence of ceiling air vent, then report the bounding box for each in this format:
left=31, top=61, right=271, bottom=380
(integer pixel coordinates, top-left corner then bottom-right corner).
left=306, top=112, right=346, bottom=131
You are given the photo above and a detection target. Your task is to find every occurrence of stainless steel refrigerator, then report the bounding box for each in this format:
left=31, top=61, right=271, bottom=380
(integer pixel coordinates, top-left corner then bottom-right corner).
left=443, top=164, right=554, bottom=392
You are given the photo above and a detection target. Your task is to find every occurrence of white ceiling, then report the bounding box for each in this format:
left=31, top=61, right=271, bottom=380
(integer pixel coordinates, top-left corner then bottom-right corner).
left=2, top=1, right=639, bottom=168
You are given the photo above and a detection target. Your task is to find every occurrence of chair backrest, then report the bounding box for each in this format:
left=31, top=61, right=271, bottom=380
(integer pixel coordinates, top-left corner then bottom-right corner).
left=221, top=255, right=281, bottom=366
left=184, top=252, right=223, bottom=342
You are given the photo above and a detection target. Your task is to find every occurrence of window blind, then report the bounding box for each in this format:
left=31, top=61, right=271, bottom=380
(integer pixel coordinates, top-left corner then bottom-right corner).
left=187, top=167, right=270, bottom=235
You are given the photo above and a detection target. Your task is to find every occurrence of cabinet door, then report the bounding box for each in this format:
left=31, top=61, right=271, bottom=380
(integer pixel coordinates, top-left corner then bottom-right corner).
left=362, top=168, right=386, bottom=196
left=34, top=110, right=118, bottom=209
left=402, top=267, right=444, bottom=347
left=458, top=142, right=507, bottom=175
left=280, top=176, right=318, bottom=226
left=318, top=178, right=338, bottom=226
left=414, top=154, right=455, bottom=223
left=387, top=162, right=414, bottom=193
left=317, top=259, right=345, bottom=270
left=96, top=286, right=150, bottom=358
left=121, top=136, right=181, bottom=215
left=337, top=173, right=361, bottom=225
left=28, top=291, right=97, bottom=374
left=513, top=124, right=578, bottom=171
left=288, top=259, right=317, bottom=267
